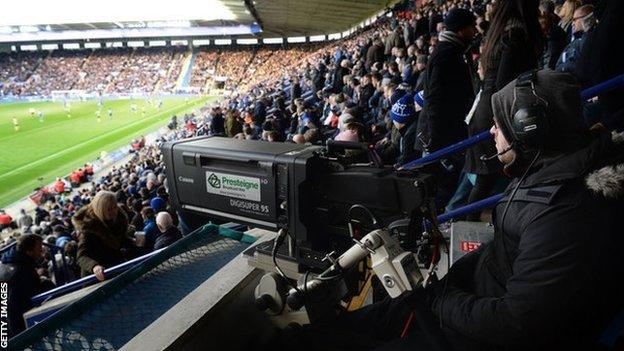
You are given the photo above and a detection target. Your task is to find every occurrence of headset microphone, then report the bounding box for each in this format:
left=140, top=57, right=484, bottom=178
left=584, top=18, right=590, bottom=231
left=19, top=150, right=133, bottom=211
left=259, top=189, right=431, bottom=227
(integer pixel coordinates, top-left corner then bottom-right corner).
left=480, top=144, right=513, bottom=162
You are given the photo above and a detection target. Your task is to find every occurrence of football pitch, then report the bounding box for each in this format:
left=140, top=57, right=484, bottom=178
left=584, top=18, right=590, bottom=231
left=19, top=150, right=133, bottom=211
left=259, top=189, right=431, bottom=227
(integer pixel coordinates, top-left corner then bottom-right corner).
left=0, top=96, right=215, bottom=208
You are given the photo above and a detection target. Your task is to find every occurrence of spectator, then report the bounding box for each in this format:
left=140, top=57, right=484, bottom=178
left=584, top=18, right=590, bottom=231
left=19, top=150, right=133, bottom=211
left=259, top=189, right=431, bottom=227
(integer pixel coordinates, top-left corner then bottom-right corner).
left=390, top=92, right=419, bottom=165
left=0, top=234, right=48, bottom=337
left=154, top=212, right=182, bottom=250
left=365, top=37, right=385, bottom=69
left=17, top=208, right=33, bottom=229
left=52, top=225, right=72, bottom=248
left=417, top=8, right=477, bottom=206
left=464, top=0, right=543, bottom=221
left=539, top=11, right=567, bottom=69
left=224, top=110, right=243, bottom=137
left=558, top=0, right=581, bottom=37
left=0, top=209, right=14, bottom=230
left=141, top=207, right=160, bottom=251
left=555, top=5, right=596, bottom=73
left=209, top=106, right=226, bottom=136
left=74, top=191, right=134, bottom=281
left=53, top=177, right=66, bottom=194
left=576, top=0, right=624, bottom=131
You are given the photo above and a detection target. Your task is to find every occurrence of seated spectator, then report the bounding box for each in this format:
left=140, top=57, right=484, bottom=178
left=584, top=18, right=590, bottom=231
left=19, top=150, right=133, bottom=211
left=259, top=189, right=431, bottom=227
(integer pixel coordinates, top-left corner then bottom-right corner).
left=0, top=209, right=14, bottom=230
left=17, top=208, right=33, bottom=229
left=84, top=163, right=94, bottom=176
left=53, top=177, right=66, bottom=194
left=154, top=212, right=182, bottom=250
left=556, top=5, right=596, bottom=73
left=390, top=93, right=419, bottom=166
left=69, top=171, right=81, bottom=187
left=74, top=191, right=134, bottom=281
left=52, top=225, right=72, bottom=248
left=141, top=207, right=160, bottom=251
left=0, top=234, right=48, bottom=337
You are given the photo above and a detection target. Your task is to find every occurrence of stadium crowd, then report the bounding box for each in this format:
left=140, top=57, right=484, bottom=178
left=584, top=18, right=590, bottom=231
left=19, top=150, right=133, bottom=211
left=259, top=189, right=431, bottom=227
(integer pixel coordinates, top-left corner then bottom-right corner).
left=1, top=0, right=623, bottom=344
left=0, top=47, right=188, bottom=96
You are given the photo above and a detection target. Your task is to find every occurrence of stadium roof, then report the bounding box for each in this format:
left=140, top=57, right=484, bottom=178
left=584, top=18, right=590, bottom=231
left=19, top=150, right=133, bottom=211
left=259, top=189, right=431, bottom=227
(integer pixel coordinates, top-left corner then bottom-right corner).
left=1, top=0, right=399, bottom=43
left=242, top=0, right=400, bottom=37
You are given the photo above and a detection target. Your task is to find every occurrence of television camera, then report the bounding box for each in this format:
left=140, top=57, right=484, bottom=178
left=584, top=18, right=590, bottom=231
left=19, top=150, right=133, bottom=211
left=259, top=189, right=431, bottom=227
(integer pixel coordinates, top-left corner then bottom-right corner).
left=162, top=137, right=445, bottom=319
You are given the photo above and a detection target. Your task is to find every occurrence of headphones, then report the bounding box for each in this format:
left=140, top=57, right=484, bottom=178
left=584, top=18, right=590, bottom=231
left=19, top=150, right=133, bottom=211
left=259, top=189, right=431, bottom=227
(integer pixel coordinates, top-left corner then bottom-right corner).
left=504, top=70, right=549, bottom=154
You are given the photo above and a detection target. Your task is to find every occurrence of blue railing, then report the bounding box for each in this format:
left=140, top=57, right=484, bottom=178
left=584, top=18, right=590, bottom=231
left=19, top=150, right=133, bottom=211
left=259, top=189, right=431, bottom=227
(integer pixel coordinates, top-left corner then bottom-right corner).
left=580, top=73, right=624, bottom=100
left=30, top=222, right=246, bottom=306
left=403, top=72, right=624, bottom=221
left=402, top=73, right=624, bottom=171
left=31, top=248, right=165, bottom=305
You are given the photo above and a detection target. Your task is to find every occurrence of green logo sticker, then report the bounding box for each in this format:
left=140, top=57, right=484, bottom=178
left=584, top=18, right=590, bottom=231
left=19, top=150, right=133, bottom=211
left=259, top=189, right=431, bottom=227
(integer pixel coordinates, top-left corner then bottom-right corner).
left=208, top=173, right=221, bottom=188
left=205, top=171, right=262, bottom=202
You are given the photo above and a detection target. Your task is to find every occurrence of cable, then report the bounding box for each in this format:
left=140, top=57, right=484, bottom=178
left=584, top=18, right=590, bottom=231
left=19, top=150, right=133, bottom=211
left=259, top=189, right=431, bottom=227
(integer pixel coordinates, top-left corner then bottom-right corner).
left=499, top=150, right=541, bottom=272
left=272, top=229, right=302, bottom=294
left=348, top=204, right=381, bottom=230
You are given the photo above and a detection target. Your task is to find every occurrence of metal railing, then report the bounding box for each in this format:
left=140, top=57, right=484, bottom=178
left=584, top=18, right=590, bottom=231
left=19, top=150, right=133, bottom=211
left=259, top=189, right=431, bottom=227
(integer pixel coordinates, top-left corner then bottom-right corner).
left=403, top=72, right=624, bottom=220
left=30, top=222, right=246, bottom=306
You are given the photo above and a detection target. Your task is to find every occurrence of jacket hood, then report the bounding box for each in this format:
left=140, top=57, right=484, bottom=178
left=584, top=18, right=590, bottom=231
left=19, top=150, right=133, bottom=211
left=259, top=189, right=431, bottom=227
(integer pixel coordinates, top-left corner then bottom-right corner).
left=585, top=131, right=624, bottom=198
left=521, top=131, right=624, bottom=199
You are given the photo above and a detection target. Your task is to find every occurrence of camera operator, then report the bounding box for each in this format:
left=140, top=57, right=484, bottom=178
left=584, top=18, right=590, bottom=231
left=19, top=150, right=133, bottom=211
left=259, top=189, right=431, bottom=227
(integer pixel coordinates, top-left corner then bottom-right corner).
left=280, top=70, right=624, bottom=351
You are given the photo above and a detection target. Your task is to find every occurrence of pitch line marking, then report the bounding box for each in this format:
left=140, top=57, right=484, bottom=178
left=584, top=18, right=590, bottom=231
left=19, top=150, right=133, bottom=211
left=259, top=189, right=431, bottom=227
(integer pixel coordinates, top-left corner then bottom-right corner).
left=0, top=99, right=203, bottom=181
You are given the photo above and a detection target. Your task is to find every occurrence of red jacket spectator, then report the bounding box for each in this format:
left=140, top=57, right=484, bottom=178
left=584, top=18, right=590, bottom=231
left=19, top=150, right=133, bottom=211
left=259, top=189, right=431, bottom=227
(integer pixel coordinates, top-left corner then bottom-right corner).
left=185, top=121, right=197, bottom=132
left=84, top=164, right=94, bottom=176
left=76, top=168, right=85, bottom=182
left=69, top=172, right=81, bottom=185
left=0, top=211, right=13, bottom=228
left=54, top=178, right=65, bottom=193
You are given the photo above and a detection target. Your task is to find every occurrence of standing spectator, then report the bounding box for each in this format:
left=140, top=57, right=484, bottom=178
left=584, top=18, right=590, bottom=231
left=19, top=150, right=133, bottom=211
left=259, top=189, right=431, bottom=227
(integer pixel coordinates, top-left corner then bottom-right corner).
left=290, top=76, right=302, bottom=103
left=224, top=110, right=242, bottom=137
left=209, top=106, right=225, bottom=136
left=576, top=0, right=624, bottom=131
left=154, top=212, right=182, bottom=250
left=464, top=0, right=543, bottom=221
left=74, top=191, right=133, bottom=281
left=0, top=235, right=47, bottom=337
left=332, top=59, right=351, bottom=94
left=539, top=11, right=567, bottom=69
left=365, top=37, right=385, bottom=70
left=417, top=8, right=477, bottom=205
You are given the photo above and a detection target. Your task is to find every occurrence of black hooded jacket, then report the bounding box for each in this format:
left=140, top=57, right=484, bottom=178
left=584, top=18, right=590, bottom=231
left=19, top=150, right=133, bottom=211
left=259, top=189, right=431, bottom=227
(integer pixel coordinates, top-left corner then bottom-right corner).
left=417, top=38, right=474, bottom=152
left=431, top=131, right=624, bottom=350
left=0, top=247, right=45, bottom=337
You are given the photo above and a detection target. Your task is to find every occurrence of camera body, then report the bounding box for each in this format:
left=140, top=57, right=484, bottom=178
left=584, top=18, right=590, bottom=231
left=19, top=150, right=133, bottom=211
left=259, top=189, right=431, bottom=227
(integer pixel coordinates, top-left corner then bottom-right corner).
left=162, top=137, right=431, bottom=271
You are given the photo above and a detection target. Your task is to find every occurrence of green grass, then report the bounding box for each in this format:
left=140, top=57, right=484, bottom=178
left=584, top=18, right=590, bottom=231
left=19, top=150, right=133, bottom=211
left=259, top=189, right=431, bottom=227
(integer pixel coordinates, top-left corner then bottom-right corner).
left=0, top=96, right=215, bottom=207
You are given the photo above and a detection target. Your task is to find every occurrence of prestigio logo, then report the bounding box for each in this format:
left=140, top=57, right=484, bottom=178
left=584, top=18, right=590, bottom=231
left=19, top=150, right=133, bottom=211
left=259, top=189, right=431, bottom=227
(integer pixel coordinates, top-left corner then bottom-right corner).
left=208, top=173, right=221, bottom=188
